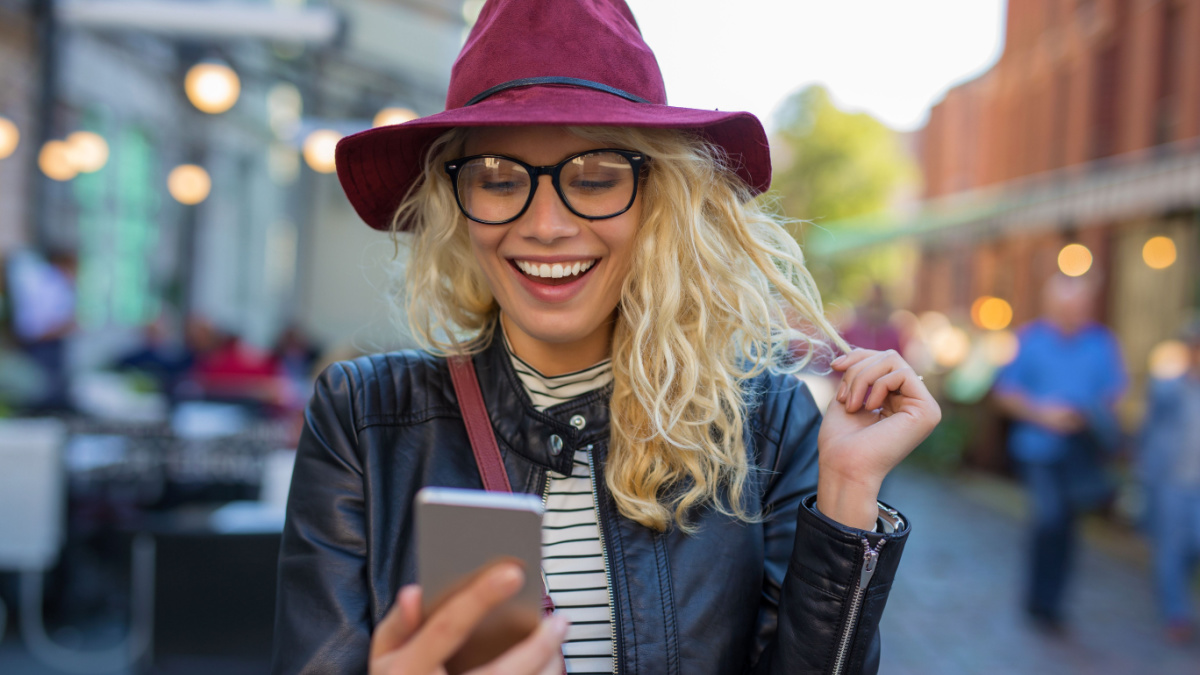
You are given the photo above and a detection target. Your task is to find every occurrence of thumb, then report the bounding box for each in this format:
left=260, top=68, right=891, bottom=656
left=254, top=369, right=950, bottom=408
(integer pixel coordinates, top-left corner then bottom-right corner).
left=371, top=585, right=423, bottom=659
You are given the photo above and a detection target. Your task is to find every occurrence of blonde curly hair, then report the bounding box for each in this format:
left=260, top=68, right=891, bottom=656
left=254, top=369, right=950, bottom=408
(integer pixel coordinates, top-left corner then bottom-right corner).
left=395, top=126, right=846, bottom=532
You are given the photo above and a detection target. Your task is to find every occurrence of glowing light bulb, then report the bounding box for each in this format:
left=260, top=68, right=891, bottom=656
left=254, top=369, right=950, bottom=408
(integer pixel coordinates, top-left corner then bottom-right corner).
left=1142, top=236, right=1177, bottom=270
left=168, top=164, right=212, bottom=205
left=1057, top=243, right=1093, bottom=277
left=971, top=296, right=1013, bottom=331
left=65, top=131, right=109, bottom=173
left=185, top=62, right=241, bottom=114
left=373, top=107, right=418, bottom=127
left=303, top=129, right=341, bottom=174
left=1149, top=340, right=1190, bottom=380
left=39, top=140, right=78, bottom=181
left=0, top=116, right=19, bottom=160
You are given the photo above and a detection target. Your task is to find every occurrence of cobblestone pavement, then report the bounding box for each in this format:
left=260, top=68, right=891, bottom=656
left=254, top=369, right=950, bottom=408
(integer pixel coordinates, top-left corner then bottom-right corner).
left=878, top=468, right=1200, bottom=675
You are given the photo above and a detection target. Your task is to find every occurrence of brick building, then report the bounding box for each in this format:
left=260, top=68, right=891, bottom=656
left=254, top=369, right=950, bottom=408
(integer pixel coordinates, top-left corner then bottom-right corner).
left=906, top=0, right=1200, bottom=430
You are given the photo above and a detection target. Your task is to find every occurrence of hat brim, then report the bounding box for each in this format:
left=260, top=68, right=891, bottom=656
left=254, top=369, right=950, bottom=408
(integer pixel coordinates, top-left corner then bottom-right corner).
left=335, top=85, right=771, bottom=231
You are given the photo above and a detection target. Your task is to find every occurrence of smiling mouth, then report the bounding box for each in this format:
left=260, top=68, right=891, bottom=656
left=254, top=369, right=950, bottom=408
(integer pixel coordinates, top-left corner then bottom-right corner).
left=511, top=259, right=598, bottom=286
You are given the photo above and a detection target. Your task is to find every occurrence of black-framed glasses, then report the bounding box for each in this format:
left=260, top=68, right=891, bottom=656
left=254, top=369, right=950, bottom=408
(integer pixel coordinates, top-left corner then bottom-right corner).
left=444, top=148, right=648, bottom=225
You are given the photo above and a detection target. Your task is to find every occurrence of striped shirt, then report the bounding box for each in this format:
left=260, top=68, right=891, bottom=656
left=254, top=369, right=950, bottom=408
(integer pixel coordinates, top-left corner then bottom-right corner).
left=507, top=344, right=614, bottom=675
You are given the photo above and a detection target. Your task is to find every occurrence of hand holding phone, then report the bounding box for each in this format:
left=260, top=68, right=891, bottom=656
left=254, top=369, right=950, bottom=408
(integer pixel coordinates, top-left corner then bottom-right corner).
left=369, top=565, right=568, bottom=675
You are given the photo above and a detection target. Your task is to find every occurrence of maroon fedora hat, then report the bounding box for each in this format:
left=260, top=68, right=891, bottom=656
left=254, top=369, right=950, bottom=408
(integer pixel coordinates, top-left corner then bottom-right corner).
left=335, top=0, right=772, bottom=231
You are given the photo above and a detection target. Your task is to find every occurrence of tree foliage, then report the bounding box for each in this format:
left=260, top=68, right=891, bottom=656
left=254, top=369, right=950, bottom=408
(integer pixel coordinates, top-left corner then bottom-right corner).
left=769, top=85, right=918, bottom=308
left=770, top=85, right=914, bottom=224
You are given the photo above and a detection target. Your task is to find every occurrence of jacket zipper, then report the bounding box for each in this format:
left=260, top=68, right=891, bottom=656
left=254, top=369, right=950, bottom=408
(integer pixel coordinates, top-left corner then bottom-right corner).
left=540, top=471, right=552, bottom=599
left=829, top=537, right=886, bottom=675
left=586, top=444, right=620, bottom=675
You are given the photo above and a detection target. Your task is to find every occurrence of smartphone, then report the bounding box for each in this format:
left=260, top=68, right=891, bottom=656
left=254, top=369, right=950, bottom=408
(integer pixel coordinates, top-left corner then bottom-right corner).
left=415, top=486, right=545, bottom=673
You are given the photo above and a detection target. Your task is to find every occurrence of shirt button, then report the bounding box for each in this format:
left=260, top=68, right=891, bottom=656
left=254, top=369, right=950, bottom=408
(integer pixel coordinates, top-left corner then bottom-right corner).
left=549, top=434, right=564, bottom=456
left=569, top=415, right=586, bottom=430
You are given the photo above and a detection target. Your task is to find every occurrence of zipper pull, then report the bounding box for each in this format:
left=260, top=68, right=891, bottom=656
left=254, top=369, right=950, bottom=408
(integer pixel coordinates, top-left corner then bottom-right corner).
left=858, top=537, right=885, bottom=590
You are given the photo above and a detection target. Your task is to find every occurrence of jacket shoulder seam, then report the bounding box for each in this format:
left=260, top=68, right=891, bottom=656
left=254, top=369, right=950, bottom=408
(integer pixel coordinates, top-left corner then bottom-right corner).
left=356, top=408, right=462, bottom=432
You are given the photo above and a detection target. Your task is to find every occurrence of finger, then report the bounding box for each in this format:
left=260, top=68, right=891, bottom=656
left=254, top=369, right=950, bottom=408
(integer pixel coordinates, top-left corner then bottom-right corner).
left=839, top=351, right=893, bottom=410
left=371, top=585, right=424, bottom=659
left=862, top=369, right=911, bottom=412
left=403, top=562, right=525, bottom=672
left=831, top=348, right=878, bottom=373
left=846, top=353, right=918, bottom=414
left=468, top=614, right=569, bottom=675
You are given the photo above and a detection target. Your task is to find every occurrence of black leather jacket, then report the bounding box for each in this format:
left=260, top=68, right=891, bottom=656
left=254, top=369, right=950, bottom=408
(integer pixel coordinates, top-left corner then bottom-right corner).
left=272, top=337, right=910, bottom=674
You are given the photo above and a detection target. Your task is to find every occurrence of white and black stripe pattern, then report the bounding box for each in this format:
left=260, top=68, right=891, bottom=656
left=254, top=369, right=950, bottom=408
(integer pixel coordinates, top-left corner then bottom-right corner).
left=541, top=450, right=614, bottom=674
left=510, top=351, right=613, bottom=408
left=505, top=336, right=614, bottom=674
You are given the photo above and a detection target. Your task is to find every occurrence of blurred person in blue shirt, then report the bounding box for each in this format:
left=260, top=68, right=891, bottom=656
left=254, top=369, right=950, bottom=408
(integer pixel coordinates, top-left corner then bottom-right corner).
left=1139, top=320, right=1200, bottom=645
left=993, top=273, right=1127, bottom=631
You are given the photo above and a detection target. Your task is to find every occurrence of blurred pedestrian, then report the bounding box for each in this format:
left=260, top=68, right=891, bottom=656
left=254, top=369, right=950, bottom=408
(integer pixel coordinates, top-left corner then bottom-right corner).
left=993, top=273, right=1127, bottom=631
left=842, top=283, right=903, bottom=354
left=1138, top=320, right=1200, bottom=644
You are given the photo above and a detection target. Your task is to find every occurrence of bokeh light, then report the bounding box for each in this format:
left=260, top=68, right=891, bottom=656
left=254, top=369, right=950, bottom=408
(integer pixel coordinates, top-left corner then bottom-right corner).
left=185, top=61, right=241, bottom=114
left=65, top=131, right=109, bottom=173
left=929, top=325, right=970, bottom=368
left=970, top=296, right=1013, bottom=331
left=1148, top=339, right=1191, bottom=380
left=917, top=310, right=950, bottom=338
left=268, top=144, right=301, bottom=185
left=39, top=140, right=78, bottom=181
left=1057, top=243, right=1093, bottom=277
left=373, top=107, right=418, bottom=127
left=1142, top=236, right=1177, bottom=270
left=981, top=330, right=1019, bottom=366
left=303, top=129, right=341, bottom=174
left=0, top=116, right=18, bottom=160
left=267, top=82, right=303, bottom=138
left=167, top=164, right=212, bottom=205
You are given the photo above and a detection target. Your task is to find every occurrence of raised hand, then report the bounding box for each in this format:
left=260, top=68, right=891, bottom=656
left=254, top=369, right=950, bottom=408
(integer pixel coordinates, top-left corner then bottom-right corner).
left=816, top=348, right=941, bottom=530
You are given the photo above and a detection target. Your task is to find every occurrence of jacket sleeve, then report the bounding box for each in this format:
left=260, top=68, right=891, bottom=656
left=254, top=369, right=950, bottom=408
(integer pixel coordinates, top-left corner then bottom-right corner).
left=272, top=362, right=372, bottom=675
left=748, top=374, right=910, bottom=675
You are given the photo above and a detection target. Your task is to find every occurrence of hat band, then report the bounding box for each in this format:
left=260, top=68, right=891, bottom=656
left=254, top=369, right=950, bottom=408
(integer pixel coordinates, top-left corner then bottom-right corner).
left=464, top=76, right=651, bottom=107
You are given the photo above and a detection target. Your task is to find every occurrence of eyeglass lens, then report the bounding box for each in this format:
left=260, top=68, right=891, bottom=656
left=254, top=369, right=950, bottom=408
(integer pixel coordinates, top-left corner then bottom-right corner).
left=456, top=151, right=636, bottom=223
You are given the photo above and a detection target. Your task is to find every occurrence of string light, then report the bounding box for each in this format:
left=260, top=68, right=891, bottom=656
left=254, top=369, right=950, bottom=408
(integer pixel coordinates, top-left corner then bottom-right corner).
left=1142, top=236, right=1177, bottom=270
left=65, top=131, right=109, bottom=173
left=0, top=116, right=18, bottom=160
left=185, top=61, right=241, bottom=114
left=167, top=164, right=212, bottom=205
left=303, top=129, right=341, bottom=174
left=39, top=140, right=78, bottom=181
left=970, top=296, right=1013, bottom=331
left=373, top=107, right=418, bottom=127
left=1057, top=243, right=1093, bottom=277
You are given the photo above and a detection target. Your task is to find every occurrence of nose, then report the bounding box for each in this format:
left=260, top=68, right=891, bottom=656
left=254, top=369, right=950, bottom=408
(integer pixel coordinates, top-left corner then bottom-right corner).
left=515, top=175, right=580, bottom=243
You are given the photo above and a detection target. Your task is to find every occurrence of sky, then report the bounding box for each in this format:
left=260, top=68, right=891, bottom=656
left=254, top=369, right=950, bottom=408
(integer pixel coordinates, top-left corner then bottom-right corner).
left=625, top=0, right=1008, bottom=132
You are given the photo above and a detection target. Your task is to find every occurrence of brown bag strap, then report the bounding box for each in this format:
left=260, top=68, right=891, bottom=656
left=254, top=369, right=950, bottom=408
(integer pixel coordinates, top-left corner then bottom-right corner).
left=448, top=355, right=562, bottom=638
left=448, top=355, right=513, bottom=492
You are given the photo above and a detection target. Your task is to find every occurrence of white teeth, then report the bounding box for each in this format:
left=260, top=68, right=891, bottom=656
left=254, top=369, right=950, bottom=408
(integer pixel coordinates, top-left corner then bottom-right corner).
left=515, top=259, right=595, bottom=279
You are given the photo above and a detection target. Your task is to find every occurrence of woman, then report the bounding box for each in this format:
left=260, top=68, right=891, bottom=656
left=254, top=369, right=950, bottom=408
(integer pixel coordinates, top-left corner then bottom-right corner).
left=273, top=1, right=940, bottom=674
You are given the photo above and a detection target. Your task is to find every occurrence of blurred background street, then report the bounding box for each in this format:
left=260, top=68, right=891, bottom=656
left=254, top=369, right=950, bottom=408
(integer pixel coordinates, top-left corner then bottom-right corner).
left=2, top=0, right=1199, bottom=672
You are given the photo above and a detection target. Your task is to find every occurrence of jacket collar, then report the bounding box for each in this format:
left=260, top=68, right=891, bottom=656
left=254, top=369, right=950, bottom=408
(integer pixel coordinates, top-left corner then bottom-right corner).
left=472, top=335, right=612, bottom=476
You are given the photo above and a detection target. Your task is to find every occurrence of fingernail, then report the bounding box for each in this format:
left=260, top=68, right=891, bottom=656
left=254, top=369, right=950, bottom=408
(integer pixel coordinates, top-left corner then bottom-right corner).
left=492, top=564, right=523, bottom=589
left=833, top=355, right=846, bottom=364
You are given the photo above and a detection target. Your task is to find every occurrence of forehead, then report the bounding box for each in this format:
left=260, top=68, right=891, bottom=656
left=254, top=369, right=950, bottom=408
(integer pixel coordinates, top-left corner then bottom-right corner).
left=463, top=126, right=599, bottom=164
